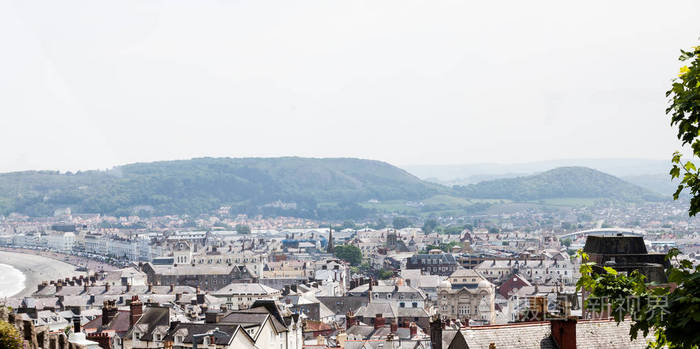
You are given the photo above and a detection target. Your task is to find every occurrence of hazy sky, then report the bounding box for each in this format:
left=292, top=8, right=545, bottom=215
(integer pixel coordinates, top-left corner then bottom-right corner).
left=1, top=0, right=698, bottom=172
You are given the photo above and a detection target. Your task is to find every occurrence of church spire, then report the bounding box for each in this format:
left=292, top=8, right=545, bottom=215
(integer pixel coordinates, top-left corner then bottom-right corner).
left=327, top=225, right=334, bottom=254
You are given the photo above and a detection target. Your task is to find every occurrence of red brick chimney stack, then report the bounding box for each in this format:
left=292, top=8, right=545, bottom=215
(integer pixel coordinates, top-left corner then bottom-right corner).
left=551, top=318, right=577, bottom=349
left=130, top=295, right=143, bottom=327
left=374, top=313, right=385, bottom=329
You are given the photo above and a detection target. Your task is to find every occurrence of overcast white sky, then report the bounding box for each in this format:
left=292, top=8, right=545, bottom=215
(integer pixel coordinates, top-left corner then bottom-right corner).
left=1, top=0, right=698, bottom=173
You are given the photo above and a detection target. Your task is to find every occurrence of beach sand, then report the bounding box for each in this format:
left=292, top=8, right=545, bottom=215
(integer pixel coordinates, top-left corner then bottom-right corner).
left=0, top=250, right=85, bottom=299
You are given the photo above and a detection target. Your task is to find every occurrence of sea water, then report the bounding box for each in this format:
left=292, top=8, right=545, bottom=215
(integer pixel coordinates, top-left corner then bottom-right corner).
left=0, top=263, right=25, bottom=298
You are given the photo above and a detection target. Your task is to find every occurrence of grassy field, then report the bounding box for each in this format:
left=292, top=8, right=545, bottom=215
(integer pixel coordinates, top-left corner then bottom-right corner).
left=534, top=197, right=603, bottom=207
left=359, top=195, right=507, bottom=216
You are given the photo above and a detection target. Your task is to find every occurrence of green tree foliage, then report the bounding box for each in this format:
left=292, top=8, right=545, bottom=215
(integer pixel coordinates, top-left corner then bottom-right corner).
left=0, top=157, right=442, bottom=219
left=669, top=46, right=700, bottom=215
left=561, top=238, right=572, bottom=248
left=370, top=219, right=387, bottom=230
left=378, top=269, right=394, bottom=280
left=0, top=320, right=22, bottom=349
left=334, top=245, right=363, bottom=266
left=340, top=220, right=357, bottom=230
left=392, top=217, right=411, bottom=230
left=235, top=224, right=251, bottom=234
left=443, top=225, right=465, bottom=235
left=575, top=43, right=700, bottom=349
left=422, top=219, right=438, bottom=234
left=577, top=249, right=700, bottom=349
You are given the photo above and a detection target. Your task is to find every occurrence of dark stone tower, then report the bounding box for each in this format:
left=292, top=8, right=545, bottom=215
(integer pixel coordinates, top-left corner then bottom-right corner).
left=430, top=315, right=443, bottom=349
left=327, top=226, right=334, bottom=254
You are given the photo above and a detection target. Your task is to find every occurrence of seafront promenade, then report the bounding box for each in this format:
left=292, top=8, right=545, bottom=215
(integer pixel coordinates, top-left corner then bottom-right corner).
left=0, top=248, right=117, bottom=299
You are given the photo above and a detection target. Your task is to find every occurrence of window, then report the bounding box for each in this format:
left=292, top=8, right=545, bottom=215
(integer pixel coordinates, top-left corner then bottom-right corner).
left=412, top=302, right=418, bottom=308
left=459, top=304, right=469, bottom=315
left=400, top=302, right=405, bottom=308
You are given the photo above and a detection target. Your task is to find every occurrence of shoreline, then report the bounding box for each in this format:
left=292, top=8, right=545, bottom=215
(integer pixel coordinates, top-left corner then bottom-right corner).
left=0, top=250, right=86, bottom=299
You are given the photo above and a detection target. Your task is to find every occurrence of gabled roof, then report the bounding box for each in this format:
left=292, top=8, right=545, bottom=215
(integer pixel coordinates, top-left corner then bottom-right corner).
left=220, top=306, right=287, bottom=333
left=83, top=310, right=131, bottom=335
left=125, top=306, right=170, bottom=341
left=164, top=323, right=241, bottom=345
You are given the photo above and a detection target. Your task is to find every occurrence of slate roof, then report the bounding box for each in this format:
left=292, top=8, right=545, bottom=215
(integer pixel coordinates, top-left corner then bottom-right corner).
left=219, top=306, right=288, bottom=333
left=408, top=254, right=457, bottom=264
left=576, top=320, right=653, bottom=348
left=445, top=322, right=556, bottom=349
left=355, top=302, right=429, bottom=320
left=443, top=319, right=655, bottom=349
left=213, top=282, right=280, bottom=295
left=317, top=296, right=368, bottom=315
left=83, top=310, right=131, bottom=335
left=164, top=323, right=241, bottom=345
left=125, top=306, right=170, bottom=341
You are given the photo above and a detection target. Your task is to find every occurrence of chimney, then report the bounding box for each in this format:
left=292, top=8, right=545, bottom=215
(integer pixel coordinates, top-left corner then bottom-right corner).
left=205, top=310, right=223, bottom=324
left=346, top=311, right=356, bottom=329
left=129, top=296, right=143, bottom=327
left=73, top=315, right=81, bottom=333
left=104, top=283, right=110, bottom=293
left=409, top=322, right=418, bottom=338
left=374, top=313, right=385, bottom=329
left=147, top=283, right=153, bottom=293
left=175, top=293, right=182, bottom=302
left=102, top=300, right=118, bottom=326
left=430, top=316, right=443, bottom=349
left=390, top=320, right=398, bottom=334
left=126, top=284, right=131, bottom=293
left=169, top=284, right=175, bottom=293
left=551, top=318, right=577, bottom=349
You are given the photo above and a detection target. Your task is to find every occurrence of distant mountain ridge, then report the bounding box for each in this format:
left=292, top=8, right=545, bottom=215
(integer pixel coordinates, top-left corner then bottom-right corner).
left=455, top=167, right=664, bottom=202
left=0, top=159, right=664, bottom=218
left=0, top=157, right=442, bottom=218
left=403, top=158, right=670, bottom=181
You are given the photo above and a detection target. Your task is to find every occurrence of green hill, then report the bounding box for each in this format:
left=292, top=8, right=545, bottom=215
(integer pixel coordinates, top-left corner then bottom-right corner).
left=0, top=157, right=443, bottom=218
left=455, top=167, right=664, bottom=202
